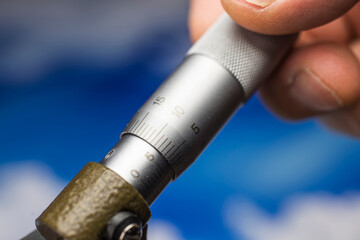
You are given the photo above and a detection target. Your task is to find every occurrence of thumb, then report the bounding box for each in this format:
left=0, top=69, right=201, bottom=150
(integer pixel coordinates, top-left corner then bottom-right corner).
left=221, top=0, right=359, bottom=34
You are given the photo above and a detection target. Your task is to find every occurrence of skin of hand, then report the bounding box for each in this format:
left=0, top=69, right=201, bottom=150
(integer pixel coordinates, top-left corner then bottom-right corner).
left=189, top=0, right=360, bottom=137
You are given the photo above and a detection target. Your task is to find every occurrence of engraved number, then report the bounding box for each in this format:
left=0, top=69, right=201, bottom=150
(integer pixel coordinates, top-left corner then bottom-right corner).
left=191, top=123, right=200, bottom=134
left=153, top=96, right=165, bottom=105
left=145, top=151, right=155, bottom=161
left=131, top=170, right=140, bottom=178
left=172, top=106, right=185, bottom=118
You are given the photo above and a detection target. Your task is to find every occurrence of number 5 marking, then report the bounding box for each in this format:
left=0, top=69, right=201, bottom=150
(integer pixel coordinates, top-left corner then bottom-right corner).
left=191, top=123, right=200, bottom=134
left=145, top=151, right=155, bottom=161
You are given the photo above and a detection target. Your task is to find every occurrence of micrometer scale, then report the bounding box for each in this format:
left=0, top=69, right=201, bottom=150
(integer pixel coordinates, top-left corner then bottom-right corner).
left=23, top=14, right=297, bottom=240
left=102, top=53, right=245, bottom=204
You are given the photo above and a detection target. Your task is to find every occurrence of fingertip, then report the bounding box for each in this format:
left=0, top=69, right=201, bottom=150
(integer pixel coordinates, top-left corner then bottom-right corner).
left=260, top=42, right=360, bottom=120
left=295, top=43, right=360, bottom=106
left=188, top=0, right=224, bottom=42
left=320, top=101, right=360, bottom=137
left=221, top=0, right=358, bottom=34
left=259, top=81, right=316, bottom=121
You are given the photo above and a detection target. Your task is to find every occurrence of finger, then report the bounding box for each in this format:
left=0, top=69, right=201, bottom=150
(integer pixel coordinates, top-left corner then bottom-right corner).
left=347, top=2, right=360, bottom=36
left=221, top=0, right=359, bottom=34
left=188, top=0, right=224, bottom=42
left=298, top=17, right=354, bottom=46
left=350, top=38, right=360, bottom=59
left=320, top=39, right=360, bottom=137
left=260, top=42, right=360, bottom=120
left=320, top=101, right=360, bottom=137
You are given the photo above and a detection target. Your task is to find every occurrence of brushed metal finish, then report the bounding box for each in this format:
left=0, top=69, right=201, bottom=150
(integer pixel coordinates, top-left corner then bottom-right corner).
left=103, top=54, right=243, bottom=203
left=188, top=14, right=297, bottom=98
left=101, top=135, right=174, bottom=205
left=122, top=54, right=244, bottom=177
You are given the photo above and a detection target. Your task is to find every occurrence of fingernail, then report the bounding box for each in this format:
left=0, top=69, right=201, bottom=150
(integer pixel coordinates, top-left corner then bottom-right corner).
left=245, top=0, right=274, bottom=8
left=289, top=68, right=343, bottom=111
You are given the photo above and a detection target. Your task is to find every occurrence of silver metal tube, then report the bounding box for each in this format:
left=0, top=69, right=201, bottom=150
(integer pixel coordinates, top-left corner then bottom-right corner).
left=101, top=135, right=173, bottom=204
left=101, top=54, right=243, bottom=203
left=101, top=14, right=297, bottom=204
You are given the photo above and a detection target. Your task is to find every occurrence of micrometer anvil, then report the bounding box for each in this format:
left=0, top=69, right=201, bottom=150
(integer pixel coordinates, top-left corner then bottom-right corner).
left=22, top=14, right=297, bottom=240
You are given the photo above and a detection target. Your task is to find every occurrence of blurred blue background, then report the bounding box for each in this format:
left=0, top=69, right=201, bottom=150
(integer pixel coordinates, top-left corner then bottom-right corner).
left=1, top=1, right=360, bottom=239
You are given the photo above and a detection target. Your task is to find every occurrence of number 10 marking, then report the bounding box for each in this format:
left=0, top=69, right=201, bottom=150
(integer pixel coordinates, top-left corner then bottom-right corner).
left=172, top=106, right=185, bottom=118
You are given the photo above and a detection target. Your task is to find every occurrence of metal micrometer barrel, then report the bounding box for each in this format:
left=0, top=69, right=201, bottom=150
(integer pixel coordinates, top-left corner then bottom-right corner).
left=35, top=14, right=297, bottom=240
left=102, top=14, right=297, bottom=204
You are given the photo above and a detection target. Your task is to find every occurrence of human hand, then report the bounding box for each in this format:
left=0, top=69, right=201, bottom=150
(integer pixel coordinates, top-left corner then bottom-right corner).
left=189, top=0, right=360, bottom=137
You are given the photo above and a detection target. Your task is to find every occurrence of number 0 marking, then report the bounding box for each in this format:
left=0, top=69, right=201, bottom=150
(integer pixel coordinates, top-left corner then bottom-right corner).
left=145, top=151, right=155, bottom=161
left=131, top=170, right=140, bottom=178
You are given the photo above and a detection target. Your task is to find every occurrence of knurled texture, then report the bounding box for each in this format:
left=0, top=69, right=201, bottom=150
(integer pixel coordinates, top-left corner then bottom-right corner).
left=187, top=14, right=297, bottom=99
left=36, top=162, right=151, bottom=240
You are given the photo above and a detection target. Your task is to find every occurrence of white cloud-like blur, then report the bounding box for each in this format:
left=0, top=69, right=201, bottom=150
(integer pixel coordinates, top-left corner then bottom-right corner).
left=0, top=162, right=65, bottom=240
left=224, top=192, right=360, bottom=240
left=148, top=219, right=184, bottom=240
left=0, top=0, right=188, bottom=82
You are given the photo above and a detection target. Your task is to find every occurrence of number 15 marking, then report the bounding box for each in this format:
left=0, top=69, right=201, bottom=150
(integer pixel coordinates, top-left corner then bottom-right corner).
left=153, top=96, right=165, bottom=106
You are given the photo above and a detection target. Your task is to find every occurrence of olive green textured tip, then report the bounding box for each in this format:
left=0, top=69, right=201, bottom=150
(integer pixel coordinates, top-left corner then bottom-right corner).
left=36, top=162, right=151, bottom=240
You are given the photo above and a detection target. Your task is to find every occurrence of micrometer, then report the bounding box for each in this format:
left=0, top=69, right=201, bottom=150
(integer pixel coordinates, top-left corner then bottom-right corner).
left=22, top=14, right=297, bottom=240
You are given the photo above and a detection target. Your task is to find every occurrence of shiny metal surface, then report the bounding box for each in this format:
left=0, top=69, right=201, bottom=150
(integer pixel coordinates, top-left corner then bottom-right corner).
left=104, top=211, right=143, bottom=240
left=188, top=14, right=298, bottom=98
left=122, top=54, right=244, bottom=177
left=102, top=14, right=297, bottom=204
left=103, top=54, right=243, bottom=203
left=101, top=135, right=173, bottom=204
